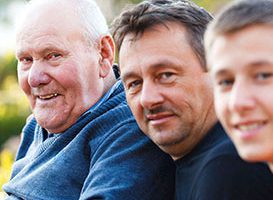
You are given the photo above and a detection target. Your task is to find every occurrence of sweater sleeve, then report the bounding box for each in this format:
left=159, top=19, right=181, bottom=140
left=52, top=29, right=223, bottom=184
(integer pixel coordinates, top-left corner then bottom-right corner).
left=192, top=154, right=273, bottom=200
left=80, top=120, right=175, bottom=200
left=15, top=117, right=37, bottom=160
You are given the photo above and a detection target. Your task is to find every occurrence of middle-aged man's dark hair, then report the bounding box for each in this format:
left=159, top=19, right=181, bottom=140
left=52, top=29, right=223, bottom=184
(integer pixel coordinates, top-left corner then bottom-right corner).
left=111, top=0, right=213, bottom=70
left=205, top=0, right=273, bottom=53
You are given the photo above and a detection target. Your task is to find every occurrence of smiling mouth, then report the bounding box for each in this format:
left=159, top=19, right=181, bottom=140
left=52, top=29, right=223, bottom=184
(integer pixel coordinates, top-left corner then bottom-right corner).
left=38, top=93, right=59, bottom=100
left=146, top=113, right=176, bottom=126
left=146, top=113, right=173, bottom=120
left=236, top=122, right=266, bottom=132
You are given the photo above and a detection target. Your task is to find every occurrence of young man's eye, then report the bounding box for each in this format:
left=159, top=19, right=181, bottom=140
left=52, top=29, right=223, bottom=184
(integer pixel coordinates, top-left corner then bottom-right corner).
left=256, top=72, right=273, bottom=80
left=219, top=79, right=232, bottom=85
left=217, top=78, right=234, bottom=90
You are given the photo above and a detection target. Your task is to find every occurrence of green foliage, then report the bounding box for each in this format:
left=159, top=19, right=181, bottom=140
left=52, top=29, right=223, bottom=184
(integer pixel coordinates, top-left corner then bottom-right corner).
left=112, top=0, right=229, bottom=12
left=129, top=0, right=142, bottom=4
left=193, top=0, right=230, bottom=13
left=0, top=53, right=30, bottom=148
left=0, top=52, right=17, bottom=88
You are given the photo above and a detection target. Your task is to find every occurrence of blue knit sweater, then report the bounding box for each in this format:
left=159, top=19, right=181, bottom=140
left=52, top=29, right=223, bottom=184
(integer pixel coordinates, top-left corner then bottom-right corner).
left=3, top=81, right=175, bottom=200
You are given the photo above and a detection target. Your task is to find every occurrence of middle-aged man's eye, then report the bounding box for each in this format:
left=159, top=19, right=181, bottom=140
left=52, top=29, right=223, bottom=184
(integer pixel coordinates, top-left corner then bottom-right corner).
left=161, top=72, right=173, bottom=79
left=127, top=80, right=142, bottom=94
left=159, top=72, right=175, bottom=83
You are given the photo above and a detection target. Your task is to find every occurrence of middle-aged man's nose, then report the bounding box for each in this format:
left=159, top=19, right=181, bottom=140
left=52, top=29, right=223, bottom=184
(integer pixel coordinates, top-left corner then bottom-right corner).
left=140, top=81, right=164, bottom=109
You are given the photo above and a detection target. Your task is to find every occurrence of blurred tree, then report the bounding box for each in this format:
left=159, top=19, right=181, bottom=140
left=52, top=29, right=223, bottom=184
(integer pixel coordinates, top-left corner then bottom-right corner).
left=111, top=0, right=230, bottom=11
left=0, top=52, right=17, bottom=87
left=0, top=52, right=30, bottom=148
left=194, top=0, right=230, bottom=13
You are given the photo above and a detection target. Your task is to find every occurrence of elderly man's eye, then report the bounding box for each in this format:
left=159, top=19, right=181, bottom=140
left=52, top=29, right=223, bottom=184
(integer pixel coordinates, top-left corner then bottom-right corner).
left=19, top=56, right=33, bottom=64
left=46, top=53, right=62, bottom=60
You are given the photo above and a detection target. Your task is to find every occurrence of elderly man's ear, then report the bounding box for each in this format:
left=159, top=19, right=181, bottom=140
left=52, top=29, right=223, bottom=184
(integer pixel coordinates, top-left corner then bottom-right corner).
left=98, top=35, right=115, bottom=78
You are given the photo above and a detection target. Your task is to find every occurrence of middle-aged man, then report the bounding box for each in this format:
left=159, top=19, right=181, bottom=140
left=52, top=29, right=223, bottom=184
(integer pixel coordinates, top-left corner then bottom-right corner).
left=2, top=0, right=176, bottom=199
left=204, top=0, right=273, bottom=172
left=111, top=0, right=273, bottom=199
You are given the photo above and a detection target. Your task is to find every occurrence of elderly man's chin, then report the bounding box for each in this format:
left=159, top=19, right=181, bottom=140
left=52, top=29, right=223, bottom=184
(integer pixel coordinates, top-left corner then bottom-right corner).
left=33, top=108, right=71, bottom=134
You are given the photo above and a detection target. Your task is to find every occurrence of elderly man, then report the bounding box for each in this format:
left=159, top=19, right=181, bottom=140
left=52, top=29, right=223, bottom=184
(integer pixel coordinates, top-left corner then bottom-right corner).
left=3, top=0, right=175, bottom=199
left=111, top=0, right=273, bottom=199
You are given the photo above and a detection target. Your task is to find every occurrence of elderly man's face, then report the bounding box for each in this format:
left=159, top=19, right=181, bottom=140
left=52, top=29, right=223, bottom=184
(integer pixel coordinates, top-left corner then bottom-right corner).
left=16, top=2, right=104, bottom=133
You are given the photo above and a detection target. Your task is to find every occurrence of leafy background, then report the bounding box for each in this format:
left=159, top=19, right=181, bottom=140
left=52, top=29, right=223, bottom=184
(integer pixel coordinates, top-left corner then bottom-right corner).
left=0, top=0, right=230, bottom=195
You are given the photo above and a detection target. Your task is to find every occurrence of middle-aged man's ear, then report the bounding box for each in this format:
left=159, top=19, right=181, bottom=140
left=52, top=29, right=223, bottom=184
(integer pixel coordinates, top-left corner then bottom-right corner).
left=98, top=35, right=115, bottom=78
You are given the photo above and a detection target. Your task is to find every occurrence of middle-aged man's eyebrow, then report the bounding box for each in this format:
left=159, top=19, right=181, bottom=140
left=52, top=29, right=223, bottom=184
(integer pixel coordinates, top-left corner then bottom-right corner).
left=121, top=59, right=182, bottom=82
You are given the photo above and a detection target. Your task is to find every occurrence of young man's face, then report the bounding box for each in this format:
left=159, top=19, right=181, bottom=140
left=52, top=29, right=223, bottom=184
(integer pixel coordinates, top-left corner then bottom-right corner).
left=119, top=22, right=215, bottom=159
left=208, top=24, right=273, bottom=164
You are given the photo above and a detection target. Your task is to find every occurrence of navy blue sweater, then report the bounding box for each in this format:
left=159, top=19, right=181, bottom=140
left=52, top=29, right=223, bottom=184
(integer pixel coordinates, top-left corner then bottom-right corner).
left=175, top=122, right=273, bottom=200
left=3, top=81, right=175, bottom=200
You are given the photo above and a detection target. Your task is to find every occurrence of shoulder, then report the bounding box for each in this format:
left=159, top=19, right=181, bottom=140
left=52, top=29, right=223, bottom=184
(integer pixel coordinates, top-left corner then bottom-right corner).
left=199, top=138, right=272, bottom=185
left=84, top=114, right=176, bottom=199
left=16, top=116, right=38, bottom=160
left=193, top=139, right=273, bottom=199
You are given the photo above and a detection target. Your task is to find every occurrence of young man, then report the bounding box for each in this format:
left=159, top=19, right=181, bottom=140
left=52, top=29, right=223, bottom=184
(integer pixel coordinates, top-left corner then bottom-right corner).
left=3, top=0, right=175, bottom=199
left=112, top=0, right=273, bottom=199
left=205, top=0, right=273, bottom=172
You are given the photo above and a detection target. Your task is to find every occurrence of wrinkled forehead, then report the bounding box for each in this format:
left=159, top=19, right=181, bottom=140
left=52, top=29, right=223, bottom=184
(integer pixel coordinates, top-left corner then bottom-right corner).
left=16, top=0, right=82, bottom=40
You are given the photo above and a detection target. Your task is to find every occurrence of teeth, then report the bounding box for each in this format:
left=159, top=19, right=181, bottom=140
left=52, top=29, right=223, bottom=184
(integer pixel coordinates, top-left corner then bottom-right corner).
left=39, top=93, right=58, bottom=100
left=238, top=123, right=261, bottom=131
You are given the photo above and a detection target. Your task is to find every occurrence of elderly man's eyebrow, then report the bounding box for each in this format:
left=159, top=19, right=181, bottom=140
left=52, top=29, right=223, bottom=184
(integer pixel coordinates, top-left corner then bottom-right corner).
left=16, top=45, right=68, bottom=58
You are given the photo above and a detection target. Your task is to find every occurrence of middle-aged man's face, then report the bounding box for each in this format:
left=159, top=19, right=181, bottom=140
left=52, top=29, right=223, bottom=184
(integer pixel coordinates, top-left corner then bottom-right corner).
left=16, top=2, right=106, bottom=133
left=119, top=22, right=214, bottom=159
left=208, top=24, right=273, bottom=164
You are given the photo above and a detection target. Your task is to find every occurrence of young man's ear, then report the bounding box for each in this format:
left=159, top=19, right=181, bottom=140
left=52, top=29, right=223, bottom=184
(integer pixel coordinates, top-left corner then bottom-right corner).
left=98, top=35, right=115, bottom=78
